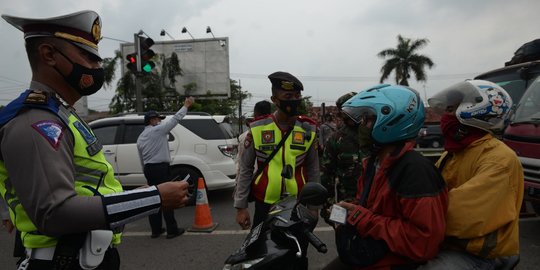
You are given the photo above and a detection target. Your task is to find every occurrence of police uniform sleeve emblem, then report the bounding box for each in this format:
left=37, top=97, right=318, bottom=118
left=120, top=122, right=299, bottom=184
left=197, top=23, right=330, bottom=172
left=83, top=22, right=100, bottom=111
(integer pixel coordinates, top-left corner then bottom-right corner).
left=31, top=120, right=65, bottom=150
left=244, top=133, right=253, bottom=149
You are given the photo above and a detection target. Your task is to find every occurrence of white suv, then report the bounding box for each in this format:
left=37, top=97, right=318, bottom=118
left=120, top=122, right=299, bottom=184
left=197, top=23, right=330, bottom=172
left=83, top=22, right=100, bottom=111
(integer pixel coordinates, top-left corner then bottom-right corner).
left=88, top=113, right=238, bottom=195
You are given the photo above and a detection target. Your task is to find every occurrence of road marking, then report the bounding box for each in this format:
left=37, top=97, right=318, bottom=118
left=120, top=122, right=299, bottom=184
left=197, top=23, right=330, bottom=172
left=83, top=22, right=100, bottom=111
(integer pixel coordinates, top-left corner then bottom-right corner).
left=122, top=226, right=334, bottom=237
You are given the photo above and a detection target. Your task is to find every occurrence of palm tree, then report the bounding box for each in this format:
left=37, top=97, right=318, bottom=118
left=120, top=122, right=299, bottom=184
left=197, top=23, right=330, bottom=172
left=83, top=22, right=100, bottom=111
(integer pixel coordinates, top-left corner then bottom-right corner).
left=377, top=35, right=434, bottom=86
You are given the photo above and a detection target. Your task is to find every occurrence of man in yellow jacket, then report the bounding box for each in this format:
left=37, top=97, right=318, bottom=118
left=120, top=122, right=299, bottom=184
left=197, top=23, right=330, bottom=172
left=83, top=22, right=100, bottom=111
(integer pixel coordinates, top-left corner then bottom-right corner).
left=419, top=80, right=524, bottom=269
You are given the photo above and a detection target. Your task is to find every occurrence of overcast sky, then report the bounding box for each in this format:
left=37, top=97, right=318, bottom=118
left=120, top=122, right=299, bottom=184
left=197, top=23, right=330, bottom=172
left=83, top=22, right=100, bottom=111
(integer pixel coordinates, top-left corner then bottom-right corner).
left=0, top=0, right=538, bottom=113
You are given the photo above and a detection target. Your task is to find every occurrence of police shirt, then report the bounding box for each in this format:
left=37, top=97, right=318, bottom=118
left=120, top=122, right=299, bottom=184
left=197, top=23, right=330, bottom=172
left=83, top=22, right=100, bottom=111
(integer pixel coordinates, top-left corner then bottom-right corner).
left=0, top=81, right=107, bottom=236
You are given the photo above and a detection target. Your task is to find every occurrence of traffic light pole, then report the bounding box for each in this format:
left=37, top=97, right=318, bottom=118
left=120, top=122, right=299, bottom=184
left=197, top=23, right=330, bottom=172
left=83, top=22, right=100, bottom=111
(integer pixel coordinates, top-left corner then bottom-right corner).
left=134, top=33, right=143, bottom=112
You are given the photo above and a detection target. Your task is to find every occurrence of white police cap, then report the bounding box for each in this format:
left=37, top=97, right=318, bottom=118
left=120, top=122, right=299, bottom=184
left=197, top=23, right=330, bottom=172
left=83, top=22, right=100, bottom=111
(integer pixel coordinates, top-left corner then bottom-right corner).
left=2, top=10, right=102, bottom=59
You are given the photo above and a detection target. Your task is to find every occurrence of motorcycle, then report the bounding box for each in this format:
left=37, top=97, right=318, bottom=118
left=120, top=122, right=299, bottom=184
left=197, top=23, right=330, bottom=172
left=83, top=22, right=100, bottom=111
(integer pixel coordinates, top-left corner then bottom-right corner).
left=223, top=182, right=329, bottom=270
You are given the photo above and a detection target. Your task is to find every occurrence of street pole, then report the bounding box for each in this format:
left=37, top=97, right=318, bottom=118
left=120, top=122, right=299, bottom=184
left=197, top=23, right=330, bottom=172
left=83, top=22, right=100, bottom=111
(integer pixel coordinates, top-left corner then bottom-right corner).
left=134, top=33, right=143, bottom=112
left=238, top=79, right=242, bottom=135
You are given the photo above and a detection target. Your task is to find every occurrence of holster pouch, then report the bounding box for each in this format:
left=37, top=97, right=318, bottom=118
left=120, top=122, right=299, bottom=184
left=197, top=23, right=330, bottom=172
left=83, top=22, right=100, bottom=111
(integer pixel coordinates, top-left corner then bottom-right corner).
left=53, top=233, right=86, bottom=270
left=79, top=230, right=113, bottom=270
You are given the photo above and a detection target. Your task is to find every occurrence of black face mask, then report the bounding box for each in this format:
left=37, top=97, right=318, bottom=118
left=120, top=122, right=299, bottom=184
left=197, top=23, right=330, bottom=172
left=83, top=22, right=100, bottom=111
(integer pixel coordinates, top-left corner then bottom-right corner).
left=53, top=48, right=104, bottom=96
left=277, top=98, right=302, bottom=116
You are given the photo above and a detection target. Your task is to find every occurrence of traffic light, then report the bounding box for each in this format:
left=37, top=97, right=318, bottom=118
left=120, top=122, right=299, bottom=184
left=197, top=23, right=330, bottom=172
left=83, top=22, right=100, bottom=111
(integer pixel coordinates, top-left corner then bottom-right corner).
left=139, top=37, right=155, bottom=74
left=125, top=36, right=156, bottom=75
left=126, top=53, right=138, bottom=73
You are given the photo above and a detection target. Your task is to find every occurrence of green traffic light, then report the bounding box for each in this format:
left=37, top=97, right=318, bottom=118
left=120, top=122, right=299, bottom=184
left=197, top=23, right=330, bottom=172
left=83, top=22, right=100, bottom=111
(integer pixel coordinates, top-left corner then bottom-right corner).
left=142, top=62, right=155, bottom=73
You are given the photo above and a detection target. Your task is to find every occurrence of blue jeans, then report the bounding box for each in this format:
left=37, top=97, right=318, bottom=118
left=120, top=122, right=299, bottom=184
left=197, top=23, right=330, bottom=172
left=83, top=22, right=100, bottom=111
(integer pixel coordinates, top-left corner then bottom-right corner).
left=418, top=250, right=519, bottom=270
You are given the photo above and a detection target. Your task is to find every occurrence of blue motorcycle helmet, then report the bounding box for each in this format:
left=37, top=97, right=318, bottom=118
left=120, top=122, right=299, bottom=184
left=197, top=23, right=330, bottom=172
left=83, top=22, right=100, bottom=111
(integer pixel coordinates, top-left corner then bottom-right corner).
left=341, top=84, right=425, bottom=144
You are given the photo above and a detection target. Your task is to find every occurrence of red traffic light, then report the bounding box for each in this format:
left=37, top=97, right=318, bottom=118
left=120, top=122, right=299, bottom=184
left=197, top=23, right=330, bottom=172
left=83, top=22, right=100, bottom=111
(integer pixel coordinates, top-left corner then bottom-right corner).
left=126, top=53, right=136, bottom=63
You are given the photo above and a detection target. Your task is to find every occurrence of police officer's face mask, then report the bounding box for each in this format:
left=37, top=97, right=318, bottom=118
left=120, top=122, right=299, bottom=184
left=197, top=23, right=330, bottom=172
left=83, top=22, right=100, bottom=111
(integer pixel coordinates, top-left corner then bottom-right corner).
left=53, top=48, right=105, bottom=96
left=277, top=98, right=302, bottom=116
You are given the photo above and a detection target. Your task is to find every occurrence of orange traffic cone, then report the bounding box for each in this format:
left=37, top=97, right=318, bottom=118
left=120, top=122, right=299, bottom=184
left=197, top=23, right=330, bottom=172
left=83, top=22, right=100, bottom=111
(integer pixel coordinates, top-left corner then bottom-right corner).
left=188, top=177, right=218, bottom=232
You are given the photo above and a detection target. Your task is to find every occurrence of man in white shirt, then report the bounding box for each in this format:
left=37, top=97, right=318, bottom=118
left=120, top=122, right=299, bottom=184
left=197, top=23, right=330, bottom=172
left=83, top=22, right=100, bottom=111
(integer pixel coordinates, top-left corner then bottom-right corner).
left=137, top=96, right=194, bottom=239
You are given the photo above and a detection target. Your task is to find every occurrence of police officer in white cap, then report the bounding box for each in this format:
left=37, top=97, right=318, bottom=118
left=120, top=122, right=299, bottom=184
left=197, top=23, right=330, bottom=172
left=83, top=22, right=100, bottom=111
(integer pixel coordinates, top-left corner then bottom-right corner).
left=0, top=10, right=189, bottom=270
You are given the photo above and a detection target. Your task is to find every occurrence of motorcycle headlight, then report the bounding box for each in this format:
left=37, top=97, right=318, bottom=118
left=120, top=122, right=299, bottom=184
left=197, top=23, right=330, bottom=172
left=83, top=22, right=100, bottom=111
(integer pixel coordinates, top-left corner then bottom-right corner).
left=223, top=258, right=264, bottom=270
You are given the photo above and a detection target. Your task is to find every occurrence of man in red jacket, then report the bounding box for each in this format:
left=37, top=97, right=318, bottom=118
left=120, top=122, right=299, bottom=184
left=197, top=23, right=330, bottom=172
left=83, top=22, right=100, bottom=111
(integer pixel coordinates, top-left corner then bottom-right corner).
left=326, top=84, right=448, bottom=270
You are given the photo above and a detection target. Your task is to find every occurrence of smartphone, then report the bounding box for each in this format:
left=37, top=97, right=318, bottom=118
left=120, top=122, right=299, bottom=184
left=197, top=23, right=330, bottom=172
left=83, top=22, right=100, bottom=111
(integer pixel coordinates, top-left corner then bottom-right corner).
left=329, top=204, right=347, bottom=224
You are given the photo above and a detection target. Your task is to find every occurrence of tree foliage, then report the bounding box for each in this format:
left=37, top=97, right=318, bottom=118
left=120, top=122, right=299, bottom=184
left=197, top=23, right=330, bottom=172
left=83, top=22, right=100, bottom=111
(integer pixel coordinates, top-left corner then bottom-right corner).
left=189, top=79, right=251, bottom=115
left=377, top=35, right=434, bottom=86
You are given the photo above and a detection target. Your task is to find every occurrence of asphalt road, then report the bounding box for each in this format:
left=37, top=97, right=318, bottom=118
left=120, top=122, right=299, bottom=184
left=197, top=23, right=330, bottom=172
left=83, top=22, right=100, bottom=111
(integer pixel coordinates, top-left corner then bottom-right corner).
left=1, top=188, right=539, bottom=269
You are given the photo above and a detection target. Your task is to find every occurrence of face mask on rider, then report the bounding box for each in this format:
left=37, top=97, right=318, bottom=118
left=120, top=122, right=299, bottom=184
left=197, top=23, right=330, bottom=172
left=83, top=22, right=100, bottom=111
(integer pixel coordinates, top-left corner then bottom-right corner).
left=357, top=124, right=374, bottom=152
left=53, top=48, right=105, bottom=96
left=276, top=98, right=302, bottom=116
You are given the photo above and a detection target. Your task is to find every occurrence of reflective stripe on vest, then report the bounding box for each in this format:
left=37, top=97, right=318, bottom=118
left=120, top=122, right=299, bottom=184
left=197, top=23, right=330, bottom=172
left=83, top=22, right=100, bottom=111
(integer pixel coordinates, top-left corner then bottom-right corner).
left=250, top=117, right=315, bottom=204
left=0, top=93, right=123, bottom=248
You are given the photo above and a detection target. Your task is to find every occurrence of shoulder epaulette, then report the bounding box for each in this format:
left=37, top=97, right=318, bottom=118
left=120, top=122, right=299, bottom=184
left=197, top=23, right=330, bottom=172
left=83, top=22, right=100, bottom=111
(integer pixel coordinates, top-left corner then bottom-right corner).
left=297, top=115, right=317, bottom=126
left=253, top=114, right=271, bottom=121
left=23, top=90, right=50, bottom=105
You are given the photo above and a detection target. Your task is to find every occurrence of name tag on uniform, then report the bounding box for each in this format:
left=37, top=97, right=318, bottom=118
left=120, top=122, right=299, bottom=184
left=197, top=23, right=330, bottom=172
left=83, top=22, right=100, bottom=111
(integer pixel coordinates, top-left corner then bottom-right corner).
left=73, top=121, right=102, bottom=156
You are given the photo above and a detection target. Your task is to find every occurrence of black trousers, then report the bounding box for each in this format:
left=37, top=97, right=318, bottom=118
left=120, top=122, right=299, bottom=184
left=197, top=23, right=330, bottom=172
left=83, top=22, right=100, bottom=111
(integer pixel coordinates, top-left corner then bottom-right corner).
left=25, top=248, right=120, bottom=270
left=143, top=162, right=179, bottom=235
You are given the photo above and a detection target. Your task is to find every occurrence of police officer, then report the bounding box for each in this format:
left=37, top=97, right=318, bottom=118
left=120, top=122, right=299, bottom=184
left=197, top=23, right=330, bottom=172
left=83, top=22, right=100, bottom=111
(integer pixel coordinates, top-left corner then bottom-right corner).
left=137, top=97, right=194, bottom=239
left=319, top=92, right=365, bottom=225
left=234, top=71, right=320, bottom=229
left=0, top=10, right=188, bottom=269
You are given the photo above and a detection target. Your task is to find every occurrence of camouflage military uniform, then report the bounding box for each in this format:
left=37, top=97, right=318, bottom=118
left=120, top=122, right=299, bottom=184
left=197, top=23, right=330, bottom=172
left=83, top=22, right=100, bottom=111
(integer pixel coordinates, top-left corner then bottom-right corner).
left=320, top=124, right=365, bottom=222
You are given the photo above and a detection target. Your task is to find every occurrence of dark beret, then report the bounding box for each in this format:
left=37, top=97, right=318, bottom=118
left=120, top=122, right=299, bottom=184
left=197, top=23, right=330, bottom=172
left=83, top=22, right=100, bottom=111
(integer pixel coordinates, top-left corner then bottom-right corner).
left=268, top=71, right=303, bottom=91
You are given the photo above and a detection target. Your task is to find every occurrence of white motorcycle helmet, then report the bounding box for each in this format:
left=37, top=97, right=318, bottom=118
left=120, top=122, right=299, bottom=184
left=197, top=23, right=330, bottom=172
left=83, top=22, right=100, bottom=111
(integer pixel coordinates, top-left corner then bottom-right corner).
left=428, top=80, right=512, bottom=134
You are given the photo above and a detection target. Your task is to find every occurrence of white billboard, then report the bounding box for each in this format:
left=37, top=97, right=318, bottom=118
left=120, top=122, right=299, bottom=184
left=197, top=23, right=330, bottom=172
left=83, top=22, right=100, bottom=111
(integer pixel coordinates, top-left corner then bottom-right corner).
left=120, top=37, right=230, bottom=99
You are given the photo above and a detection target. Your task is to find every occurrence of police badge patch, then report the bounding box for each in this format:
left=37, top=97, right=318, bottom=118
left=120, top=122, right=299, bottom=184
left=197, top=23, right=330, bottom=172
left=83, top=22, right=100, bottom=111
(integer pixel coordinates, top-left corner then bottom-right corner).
left=261, top=130, right=275, bottom=144
left=31, top=120, right=65, bottom=150
left=292, top=131, right=305, bottom=144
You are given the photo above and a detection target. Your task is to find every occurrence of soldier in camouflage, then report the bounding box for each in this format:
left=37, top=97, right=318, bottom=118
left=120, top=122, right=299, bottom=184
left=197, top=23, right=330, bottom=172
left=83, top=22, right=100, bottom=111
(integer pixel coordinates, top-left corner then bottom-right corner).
left=320, top=92, right=366, bottom=224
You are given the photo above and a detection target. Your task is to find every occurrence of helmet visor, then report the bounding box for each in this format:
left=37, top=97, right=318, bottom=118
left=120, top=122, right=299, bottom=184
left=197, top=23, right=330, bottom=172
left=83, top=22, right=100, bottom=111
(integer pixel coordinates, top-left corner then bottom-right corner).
left=341, top=106, right=377, bottom=126
left=428, top=81, right=482, bottom=115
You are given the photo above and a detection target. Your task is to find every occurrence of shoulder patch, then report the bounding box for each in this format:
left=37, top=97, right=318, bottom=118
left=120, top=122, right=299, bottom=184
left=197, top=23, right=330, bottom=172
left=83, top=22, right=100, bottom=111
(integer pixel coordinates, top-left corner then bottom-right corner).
left=244, top=133, right=253, bottom=149
left=31, top=120, right=65, bottom=150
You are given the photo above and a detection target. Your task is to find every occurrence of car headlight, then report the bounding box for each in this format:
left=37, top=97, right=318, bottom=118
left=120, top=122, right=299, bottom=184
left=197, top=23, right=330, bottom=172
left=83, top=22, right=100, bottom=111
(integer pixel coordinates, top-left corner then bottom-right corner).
left=223, top=258, right=264, bottom=270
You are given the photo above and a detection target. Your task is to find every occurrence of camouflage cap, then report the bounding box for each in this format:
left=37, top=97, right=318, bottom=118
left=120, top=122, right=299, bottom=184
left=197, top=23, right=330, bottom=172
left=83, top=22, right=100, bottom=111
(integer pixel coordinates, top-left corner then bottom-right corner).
left=336, top=92, right=357, bottom=109
left=268, top=71, right=303, bottom=91
left=2, top=10, right=102, bottom=59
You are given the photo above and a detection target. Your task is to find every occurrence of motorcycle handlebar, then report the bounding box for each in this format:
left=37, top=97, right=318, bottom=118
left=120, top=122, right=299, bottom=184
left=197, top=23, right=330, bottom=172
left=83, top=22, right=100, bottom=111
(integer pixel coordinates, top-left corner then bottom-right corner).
left=304, top=230, right=327, bottom=253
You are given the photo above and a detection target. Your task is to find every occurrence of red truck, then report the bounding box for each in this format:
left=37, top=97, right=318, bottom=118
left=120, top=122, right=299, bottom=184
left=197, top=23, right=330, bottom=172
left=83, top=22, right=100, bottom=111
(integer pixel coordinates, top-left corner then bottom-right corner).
left=475, top=39, right=540, bottom=215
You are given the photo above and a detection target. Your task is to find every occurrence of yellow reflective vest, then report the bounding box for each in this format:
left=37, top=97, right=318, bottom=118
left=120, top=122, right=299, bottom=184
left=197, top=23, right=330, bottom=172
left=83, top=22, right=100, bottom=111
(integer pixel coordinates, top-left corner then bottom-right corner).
left=249, top=115, right=316, bottom=204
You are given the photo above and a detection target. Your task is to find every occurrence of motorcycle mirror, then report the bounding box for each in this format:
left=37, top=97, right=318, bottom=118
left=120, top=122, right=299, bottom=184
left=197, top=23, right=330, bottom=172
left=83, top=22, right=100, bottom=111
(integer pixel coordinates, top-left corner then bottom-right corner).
left=297, top=182, right=328, bottom=205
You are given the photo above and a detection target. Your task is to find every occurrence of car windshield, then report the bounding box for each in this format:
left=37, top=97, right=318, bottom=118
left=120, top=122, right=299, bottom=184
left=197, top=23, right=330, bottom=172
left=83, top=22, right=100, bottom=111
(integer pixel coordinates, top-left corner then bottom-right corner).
left=513, top=77, right=540, bottom=123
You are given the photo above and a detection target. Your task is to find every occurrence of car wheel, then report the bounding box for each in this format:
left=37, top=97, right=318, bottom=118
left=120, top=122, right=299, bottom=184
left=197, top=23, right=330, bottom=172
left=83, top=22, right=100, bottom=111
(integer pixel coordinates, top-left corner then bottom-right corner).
left=431, top=140, right=441, bottom=148
left=170, top=167, right=203, bottom=206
